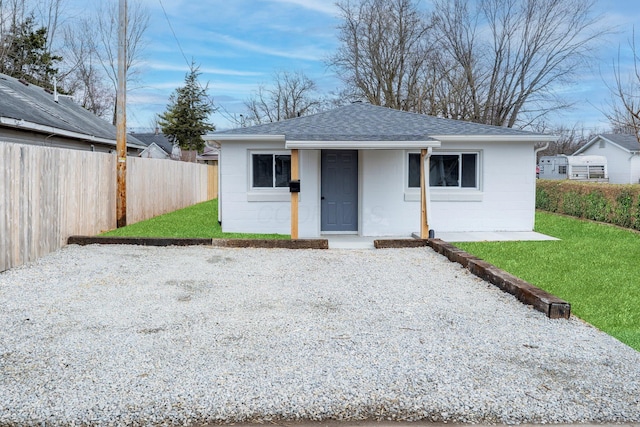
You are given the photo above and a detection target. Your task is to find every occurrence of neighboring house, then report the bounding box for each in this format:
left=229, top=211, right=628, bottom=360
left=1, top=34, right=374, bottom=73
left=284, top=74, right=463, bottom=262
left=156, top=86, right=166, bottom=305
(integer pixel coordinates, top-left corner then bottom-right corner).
left=204, top=103, right=556, bottom=238
left=134, top=131, right=219, bottom=164
left=573, top=134, right=640, bottom=184
left=138, top=142, right=170, bottom=159
left=133, top=131, right=177, bottom=159
left=0, top=73, right=145, bottom=154
left=198, top=145, right=219, bottom=165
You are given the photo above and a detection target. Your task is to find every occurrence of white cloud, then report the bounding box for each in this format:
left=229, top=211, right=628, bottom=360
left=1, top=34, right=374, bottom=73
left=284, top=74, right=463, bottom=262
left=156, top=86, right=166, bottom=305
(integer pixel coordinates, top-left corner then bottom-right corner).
left=143, top=60, right=264, bottom=77
left=266, top=0, right=340, bottom=16
left=211, top=33, right=327, bottom=61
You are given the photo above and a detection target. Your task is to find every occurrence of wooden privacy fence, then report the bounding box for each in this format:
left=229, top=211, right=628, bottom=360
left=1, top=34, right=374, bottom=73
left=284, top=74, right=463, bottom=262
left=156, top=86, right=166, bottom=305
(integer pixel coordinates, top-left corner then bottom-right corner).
left=1, top=143, right=217, bottom=272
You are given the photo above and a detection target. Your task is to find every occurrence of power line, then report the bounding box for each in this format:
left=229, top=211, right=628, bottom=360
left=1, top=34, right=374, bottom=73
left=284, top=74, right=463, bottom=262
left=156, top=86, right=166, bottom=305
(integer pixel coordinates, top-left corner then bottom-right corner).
left=158, top=0, right=190, bottom=68
left=157, top=0, right=243, bottom=129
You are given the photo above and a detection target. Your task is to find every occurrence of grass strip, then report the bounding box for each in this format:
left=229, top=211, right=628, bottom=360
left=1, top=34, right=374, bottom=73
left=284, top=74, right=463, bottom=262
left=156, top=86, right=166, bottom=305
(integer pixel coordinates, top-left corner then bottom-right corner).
left=455, top=211, right=640, bottom=351
left=101, top=199, right=290, bottom=240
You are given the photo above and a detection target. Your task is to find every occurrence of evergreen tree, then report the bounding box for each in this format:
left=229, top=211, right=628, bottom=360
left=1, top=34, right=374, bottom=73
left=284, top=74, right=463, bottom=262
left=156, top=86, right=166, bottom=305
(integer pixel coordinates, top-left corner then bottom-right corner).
left=0, top=15, right=62, bottom=90
left=157, top=65, right=215, bottom=155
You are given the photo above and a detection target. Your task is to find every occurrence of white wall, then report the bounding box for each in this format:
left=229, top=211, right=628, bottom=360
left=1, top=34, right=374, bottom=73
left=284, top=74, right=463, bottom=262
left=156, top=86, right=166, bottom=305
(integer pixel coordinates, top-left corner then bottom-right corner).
left=361, top=150, right=417, bottom=236
left=631, top=155, right=640, bottom=185
left=580, top=141, right=631, bottom=184
left=360, top=142, right=536, bottom=235
left=220, top=140, right=537, bottom=236
left=219, top=140, right=321, bottom=236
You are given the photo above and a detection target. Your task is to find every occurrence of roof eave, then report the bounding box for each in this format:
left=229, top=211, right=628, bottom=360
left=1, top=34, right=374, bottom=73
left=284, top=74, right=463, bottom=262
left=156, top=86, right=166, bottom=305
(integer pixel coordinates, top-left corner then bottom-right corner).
left=0, top=116, right=144, bottom=148
left=203, top=132, right=556, bottom=147
left=431, top=134, right=558, bottom=143
left=203, top=134, right=286, bottom=145
left=285, top=140, right=441, bottom=149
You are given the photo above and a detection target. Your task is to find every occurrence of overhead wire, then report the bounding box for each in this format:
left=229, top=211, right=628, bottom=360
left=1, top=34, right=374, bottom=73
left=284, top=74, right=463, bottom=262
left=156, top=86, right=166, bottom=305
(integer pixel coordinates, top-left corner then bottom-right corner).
left=157, top=0, right=241, bottom=126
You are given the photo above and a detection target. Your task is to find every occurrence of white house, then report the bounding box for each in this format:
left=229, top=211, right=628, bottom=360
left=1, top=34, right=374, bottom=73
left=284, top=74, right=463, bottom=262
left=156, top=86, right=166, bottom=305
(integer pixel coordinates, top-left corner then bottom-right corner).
left=204, top=103, right=556, bottom=238
left=573, top=134, right=640, bottom=184
left=138, top=142, right=171, bottom=159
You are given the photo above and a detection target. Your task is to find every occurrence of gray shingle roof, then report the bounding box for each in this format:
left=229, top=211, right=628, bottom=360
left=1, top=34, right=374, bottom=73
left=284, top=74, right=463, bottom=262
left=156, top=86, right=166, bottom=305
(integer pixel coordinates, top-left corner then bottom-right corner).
left=0, top=73, right=144, bottom=148
left=132, top=132, right=174, bottom=153
left=601, top=133, right=640, bottom=152
left=214, top=102, right=544, bottom=141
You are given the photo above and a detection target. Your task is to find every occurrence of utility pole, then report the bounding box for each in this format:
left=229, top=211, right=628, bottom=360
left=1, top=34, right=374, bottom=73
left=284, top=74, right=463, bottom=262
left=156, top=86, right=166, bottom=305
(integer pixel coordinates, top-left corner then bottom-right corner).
left=116, top=0, right=127, bottom=227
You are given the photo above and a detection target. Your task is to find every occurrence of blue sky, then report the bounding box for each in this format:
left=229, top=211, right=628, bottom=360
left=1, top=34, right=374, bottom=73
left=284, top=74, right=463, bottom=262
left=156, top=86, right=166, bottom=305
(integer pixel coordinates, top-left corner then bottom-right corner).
left=73, top=0, right=640, bottom=132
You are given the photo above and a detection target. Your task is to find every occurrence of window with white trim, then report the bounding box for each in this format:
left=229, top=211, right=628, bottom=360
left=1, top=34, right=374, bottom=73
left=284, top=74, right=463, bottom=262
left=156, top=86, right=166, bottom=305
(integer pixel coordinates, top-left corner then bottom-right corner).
left=408, top=152, right=479, bottom=188
left=251, top=153, right=291, bottom=188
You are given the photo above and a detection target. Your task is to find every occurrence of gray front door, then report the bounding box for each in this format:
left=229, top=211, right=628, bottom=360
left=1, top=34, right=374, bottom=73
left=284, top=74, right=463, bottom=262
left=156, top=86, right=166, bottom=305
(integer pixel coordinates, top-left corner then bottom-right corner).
left=321, top=150, right=358, bottom=232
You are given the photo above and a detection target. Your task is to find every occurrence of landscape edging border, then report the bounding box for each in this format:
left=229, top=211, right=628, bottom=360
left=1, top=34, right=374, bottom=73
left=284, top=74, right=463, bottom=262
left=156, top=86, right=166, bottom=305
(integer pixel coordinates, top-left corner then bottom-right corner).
left=426, top=238, right=571, bottom=319
left=67, top=236, right=329, bottom=250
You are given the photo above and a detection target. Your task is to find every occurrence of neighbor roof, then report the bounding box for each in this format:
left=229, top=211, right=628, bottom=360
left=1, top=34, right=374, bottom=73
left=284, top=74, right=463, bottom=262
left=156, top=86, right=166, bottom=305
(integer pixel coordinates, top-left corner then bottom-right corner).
left=209, top=103, right=555, bottom=143
left=0, top=73, right=144, bottom=149
left=577, top=133, right=640, bottom=154
left=133, top=132, right=174, bottom=153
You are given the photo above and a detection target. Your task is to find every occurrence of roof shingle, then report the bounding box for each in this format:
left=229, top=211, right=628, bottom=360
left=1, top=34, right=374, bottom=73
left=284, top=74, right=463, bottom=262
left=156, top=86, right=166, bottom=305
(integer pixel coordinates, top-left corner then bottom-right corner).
left=0, top=73, right=144, bottom=148
left=214, top=103, right=544, bottom=141
left=601, top=133, right=640, bottom=152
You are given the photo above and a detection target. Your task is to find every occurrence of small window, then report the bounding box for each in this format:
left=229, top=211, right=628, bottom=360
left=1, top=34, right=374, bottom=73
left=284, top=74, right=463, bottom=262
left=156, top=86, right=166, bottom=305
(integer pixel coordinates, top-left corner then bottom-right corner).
left=252, top=153, right=291, bottom=188
left=558, top=165, right=567, bottom=174
left=409, top=152, right=478, bottom=188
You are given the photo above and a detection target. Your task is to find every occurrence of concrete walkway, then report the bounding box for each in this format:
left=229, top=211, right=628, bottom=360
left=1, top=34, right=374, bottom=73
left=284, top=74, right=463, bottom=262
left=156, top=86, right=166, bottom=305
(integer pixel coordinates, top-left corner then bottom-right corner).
left=326, top=231, right=557, bottom=249
left=435, top=230, right=558, bottom=242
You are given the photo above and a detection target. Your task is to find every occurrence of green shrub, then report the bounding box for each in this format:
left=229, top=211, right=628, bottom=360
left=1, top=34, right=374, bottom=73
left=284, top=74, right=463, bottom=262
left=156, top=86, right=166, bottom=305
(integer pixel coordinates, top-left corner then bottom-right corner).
left=536, top=187, right=551, bottom=211
left=536, top=180, right=640, bottom=231
left=613, top=191, right=635, bottom=228
left=561, top=190, right=584, bottom=217
left=636, top=196, right=640, bottom=231
left=535, top=180, right=561, bottom=212
left=584, top=191, right=609, bottom=222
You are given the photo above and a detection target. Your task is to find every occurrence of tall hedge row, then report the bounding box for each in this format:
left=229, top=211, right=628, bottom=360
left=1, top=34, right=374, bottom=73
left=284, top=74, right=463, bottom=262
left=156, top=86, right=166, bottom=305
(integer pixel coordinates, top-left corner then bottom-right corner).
left=536, top=180, right=640, bottom=229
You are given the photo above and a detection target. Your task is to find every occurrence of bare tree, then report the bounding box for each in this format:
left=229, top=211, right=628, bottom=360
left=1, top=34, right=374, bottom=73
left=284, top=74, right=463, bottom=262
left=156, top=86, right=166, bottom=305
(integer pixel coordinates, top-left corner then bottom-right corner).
left=244, top=70, right=323, bottom=124
left=330, top=0, right=608, bottom=128
left=533, top=123, right=595, bottom=160
left=605, top=30, right=640, bottom=140
left=434, top=0, right=609, bottom=127
left=33, top=0, right=66, bottom=52
left=329, top=0, right=435, bottom=111
left=62, top=23, right=113, bottom=118
left=91, top=0, right=149, bottom=124
left=0, top=0, right=27, bottom=67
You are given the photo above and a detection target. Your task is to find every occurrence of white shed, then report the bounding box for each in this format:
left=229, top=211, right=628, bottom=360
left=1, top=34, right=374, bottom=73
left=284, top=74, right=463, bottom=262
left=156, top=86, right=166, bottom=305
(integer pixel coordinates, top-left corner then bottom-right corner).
left=538, top=155, right=607, bottom=181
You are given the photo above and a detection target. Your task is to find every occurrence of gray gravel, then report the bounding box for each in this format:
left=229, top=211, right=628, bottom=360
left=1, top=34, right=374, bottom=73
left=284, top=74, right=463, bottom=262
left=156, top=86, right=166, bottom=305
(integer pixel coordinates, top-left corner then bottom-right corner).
left=1, top=244, right=639, bottom=426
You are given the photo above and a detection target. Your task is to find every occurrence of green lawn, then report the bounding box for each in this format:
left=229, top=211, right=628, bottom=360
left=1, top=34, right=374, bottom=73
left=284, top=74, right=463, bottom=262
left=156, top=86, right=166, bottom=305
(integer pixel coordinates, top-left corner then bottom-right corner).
left=455, top=211, right=640, bottom=351
left=101, top=199, right=290, bottom=239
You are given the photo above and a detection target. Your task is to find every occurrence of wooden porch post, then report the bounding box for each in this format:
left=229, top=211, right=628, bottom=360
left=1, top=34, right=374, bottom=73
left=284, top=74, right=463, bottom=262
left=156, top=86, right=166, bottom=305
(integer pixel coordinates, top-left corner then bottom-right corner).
left=420, top=148, right=429, bottom=239
left=291, top=149, right=299, bottom=239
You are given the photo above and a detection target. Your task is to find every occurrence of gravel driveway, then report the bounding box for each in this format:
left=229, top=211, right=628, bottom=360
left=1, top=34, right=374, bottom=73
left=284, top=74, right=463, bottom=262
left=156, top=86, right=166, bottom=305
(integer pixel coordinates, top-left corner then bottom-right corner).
left=1, top=244, right=639, bottom=426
